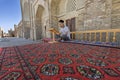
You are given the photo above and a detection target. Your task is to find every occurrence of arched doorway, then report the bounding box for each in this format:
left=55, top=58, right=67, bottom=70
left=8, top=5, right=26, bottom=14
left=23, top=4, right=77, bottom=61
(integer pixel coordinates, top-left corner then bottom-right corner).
left=50, top=0, right=67, bottom=29
left=50, top=0, right=76, bottom=39
left=65, top=0, right=76, bottom=32
left=35, top=5, right=45, bottom=40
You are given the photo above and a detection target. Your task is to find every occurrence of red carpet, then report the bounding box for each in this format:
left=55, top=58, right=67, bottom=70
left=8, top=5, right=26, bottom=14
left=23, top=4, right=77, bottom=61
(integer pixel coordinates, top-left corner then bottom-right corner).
left=0, top=43, right=120, bottom=80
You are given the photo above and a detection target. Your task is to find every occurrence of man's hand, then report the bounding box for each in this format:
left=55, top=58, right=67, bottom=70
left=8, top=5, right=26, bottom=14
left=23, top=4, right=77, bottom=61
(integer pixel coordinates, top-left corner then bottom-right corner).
left=56, top=33, right=60, bottom=35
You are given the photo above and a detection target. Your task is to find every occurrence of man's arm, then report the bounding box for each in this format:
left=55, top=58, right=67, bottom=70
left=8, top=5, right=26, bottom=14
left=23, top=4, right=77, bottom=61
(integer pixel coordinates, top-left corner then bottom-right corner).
left=56, top=32, right=61, bottom=35
left=64, top=27, right=69, bottom=35
left=57, top=29, right=62, bottom=35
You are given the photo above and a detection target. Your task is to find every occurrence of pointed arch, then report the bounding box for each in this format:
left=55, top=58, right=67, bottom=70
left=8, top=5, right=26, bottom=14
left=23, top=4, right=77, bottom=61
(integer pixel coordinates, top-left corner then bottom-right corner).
left=35, top=5, right=45, bottom=40
left=50, top=0, right=67, bottom=28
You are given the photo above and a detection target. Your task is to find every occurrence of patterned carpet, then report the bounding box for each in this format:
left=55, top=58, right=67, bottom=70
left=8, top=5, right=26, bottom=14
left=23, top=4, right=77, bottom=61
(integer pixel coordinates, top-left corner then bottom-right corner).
left=0, top=43, right=120, bottom=80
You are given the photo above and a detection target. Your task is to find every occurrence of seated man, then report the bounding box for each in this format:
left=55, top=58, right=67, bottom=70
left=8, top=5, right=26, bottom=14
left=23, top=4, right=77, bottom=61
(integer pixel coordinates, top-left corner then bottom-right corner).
left=56, top=20, right=70, bottom=41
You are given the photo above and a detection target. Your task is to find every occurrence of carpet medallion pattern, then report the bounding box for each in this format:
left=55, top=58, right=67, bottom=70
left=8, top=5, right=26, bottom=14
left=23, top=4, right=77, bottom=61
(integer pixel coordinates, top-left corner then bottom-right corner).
left=41, top=64, right=59, bottom=76
left=0, top=43, right=120, bottom=80
left=59, top=58, right=73, bottom=65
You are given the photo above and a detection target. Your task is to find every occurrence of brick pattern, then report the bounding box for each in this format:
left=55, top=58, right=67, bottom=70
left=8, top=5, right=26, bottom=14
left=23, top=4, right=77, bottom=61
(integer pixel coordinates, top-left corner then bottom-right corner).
left=19, top=0, right=120, bottom=42
left=66, top=0, right=76, bottom=12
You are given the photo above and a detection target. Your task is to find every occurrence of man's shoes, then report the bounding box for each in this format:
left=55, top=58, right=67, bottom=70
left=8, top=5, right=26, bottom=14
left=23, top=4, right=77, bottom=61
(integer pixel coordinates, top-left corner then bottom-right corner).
left=61, top=40, right=64, bottom=42
left=57, top=39, right=64, bottom=42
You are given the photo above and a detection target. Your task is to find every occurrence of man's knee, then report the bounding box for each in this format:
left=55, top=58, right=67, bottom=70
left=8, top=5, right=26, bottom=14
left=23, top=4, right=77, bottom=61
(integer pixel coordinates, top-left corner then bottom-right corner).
left=61, top=35, right=69, bottom=41
left=56, top=35, right=61, bottom=38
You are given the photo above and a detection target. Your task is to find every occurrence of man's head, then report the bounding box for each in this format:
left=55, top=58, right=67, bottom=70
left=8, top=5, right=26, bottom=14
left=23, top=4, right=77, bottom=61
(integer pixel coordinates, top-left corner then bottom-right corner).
left=58, top=20, right=64, bottom=28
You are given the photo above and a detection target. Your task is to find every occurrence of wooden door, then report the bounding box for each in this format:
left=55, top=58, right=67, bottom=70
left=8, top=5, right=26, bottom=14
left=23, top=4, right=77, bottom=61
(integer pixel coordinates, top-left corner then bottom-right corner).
left=71, top=18, right=76, bottom=31
left=66, top=18, right=76, bottom=39
left=66, top=19, right=71, bottom=31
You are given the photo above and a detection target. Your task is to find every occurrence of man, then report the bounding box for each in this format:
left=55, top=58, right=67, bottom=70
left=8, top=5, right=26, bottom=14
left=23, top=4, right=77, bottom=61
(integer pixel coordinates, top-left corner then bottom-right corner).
left=57, top=20, right=70, bottom=41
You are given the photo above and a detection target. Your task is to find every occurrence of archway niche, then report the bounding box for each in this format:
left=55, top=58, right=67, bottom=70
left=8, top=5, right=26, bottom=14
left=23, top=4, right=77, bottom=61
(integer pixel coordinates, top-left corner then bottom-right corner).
left=35, top=5, right=45, bottom=40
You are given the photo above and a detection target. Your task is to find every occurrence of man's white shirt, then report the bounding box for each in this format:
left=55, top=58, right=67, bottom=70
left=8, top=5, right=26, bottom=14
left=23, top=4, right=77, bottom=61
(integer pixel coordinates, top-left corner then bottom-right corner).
left=59, top=26, right=70, bottom=39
